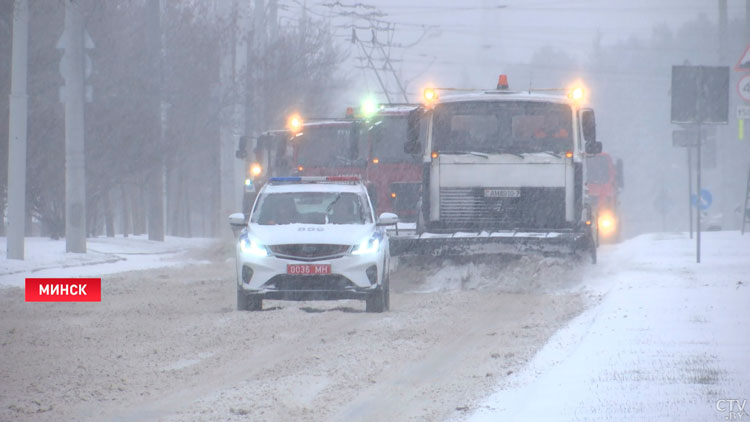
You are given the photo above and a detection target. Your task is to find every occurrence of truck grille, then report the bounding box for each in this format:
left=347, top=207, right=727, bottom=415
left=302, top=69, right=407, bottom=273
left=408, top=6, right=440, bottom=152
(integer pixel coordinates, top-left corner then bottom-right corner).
left=269, top=244, right=350, bottom=261
left=439, top=187, right=566, bottom=230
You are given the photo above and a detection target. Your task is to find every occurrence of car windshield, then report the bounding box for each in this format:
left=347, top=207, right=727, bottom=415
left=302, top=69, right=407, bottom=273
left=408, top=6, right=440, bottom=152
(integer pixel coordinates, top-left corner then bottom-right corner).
left=586, top=155, right=611, bottom=184
left=370, top=116, right=415, bottom=163
left=295, top=125, right=360, bottom=167
left=250, top=191, right=372, bottom=225
left=432, top=100, right=573, bottom=154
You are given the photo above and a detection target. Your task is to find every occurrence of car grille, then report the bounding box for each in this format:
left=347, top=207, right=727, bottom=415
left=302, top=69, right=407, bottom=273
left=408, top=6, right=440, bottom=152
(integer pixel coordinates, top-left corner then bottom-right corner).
left=269, top=244, right=350, bottom=261
left=265, top=275, right=355, bottom=291
left=439, top=187, right=566, bottom=230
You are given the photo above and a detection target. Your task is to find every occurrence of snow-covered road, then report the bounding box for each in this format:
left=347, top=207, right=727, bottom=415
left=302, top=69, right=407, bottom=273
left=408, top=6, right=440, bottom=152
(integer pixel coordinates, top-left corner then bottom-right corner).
left=465, top=231, right=750, bottom=422
left=2, top=232, right=747, bottom=421
left=1, top=237, right=586, bottom=422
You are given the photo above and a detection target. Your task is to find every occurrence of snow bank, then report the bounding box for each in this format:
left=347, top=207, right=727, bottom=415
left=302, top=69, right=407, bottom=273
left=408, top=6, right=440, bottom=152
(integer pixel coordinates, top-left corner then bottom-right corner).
left=0, top=235, right=218, bottom=288
left=464, top=231, right=750, bottom=421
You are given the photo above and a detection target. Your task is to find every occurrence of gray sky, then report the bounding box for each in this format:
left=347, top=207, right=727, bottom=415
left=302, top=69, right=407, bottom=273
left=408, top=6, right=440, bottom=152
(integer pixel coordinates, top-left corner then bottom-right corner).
left=282, top=0, right=746, bottom=102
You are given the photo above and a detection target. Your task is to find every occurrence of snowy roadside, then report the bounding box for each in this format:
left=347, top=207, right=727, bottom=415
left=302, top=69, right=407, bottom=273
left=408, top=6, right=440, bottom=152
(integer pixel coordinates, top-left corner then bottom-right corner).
left=462, top=231, right=750, bottom=422
left=0, top=236, right=220, bottom=288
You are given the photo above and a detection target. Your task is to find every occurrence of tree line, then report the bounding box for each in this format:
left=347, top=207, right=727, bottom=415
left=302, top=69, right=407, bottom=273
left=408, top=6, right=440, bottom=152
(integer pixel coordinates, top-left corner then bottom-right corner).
left=0, top=0, right=347, bottom=239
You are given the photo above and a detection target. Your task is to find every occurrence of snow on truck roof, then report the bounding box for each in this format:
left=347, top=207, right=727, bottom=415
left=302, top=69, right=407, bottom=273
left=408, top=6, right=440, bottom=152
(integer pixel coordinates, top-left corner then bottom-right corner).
left=378, top=104, right=420, bottom=115
left=435, top=90, right=573, bottom=106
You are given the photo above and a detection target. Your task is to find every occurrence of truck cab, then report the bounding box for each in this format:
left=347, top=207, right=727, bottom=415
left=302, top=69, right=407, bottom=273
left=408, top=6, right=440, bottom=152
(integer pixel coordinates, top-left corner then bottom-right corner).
left=407, top=78, right=601, bottom=239
left=293, top=119, right=367, bottom=179
left=365, top=104, right=424, bottom=220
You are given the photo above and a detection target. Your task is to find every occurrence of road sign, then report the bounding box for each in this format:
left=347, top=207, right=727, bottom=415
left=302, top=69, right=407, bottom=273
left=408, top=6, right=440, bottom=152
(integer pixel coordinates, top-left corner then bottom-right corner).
left=672, top=128, right=699, bottom=147
left=691, top=189, right=712, bottom=210
left=735, top=45, right=750, bottom=72
left=671, top=65, right=729, bottom=124
left=738, top=75, right=750, bottom=102
left=739, top=105, right=750, bottom=120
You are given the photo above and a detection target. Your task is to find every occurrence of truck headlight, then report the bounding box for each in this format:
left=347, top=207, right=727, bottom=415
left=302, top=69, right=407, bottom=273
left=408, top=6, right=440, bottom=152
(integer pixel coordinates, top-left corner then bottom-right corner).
left=351, top=236, right=380, bottom=255
left=240, top=235, right=268, bottom=257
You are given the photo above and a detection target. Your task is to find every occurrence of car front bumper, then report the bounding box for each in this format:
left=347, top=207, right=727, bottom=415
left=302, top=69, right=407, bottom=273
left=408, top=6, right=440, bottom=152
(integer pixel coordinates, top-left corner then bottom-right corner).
left=235, top=244, right=384, bottom=300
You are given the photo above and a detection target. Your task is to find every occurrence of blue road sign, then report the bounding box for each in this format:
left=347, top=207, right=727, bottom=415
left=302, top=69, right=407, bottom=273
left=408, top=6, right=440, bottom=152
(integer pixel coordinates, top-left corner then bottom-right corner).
left=691, top=189, right=713, bottom=210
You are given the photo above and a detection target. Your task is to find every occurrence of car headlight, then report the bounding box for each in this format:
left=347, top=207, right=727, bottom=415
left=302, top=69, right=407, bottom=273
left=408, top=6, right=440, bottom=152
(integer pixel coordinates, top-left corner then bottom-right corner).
left=240, top=235, right=268, bottom=257
left=351, top=235, right=381, bottom=255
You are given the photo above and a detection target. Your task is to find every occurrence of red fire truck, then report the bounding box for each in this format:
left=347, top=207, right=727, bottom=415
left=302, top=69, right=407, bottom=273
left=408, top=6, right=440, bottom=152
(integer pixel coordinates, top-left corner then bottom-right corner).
left=365, top=104, right=423, bottom=220
left=586, top=152, right=624, bottom=243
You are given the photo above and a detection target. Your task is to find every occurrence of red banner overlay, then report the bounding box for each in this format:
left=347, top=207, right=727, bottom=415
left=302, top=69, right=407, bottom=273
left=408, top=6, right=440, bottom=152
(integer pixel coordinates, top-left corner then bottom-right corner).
left=25, top=278, right=101, bottom=302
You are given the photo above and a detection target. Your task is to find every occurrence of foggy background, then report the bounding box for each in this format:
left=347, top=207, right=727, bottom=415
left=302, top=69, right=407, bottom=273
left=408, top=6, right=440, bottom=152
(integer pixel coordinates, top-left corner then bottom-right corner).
left=1, top=0, right=748, bottom=239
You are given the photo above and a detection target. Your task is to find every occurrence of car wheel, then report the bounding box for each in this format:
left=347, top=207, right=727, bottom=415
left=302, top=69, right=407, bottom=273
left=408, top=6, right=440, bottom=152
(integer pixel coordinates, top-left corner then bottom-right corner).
left=365, top=279, right=386, bottom=313
left=383, top=271, right=391, bottom=311
left=237, top=287, right=249, bottom=311
left=237, top=287, right=262, bottom=311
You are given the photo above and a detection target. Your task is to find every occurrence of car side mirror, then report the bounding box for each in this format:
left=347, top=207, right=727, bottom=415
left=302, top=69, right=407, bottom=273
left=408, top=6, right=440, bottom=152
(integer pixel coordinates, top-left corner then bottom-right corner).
left=377, top=212, right=398, bottom=226
left=229, top=213, right=246, bottom=229
left=616, top=158, right=624, bottom=188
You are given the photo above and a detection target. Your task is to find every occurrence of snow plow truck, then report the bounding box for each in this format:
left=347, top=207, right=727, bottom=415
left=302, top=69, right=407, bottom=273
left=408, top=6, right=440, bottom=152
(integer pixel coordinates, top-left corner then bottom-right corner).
left=388, top=76, right=602, bottom=263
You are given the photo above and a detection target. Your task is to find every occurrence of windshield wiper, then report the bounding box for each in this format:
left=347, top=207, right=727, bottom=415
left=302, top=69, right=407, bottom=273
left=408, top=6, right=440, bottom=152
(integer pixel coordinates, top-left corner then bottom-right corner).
left=495, top=150, right=524, bottom=159
left=539, top=151, right=561, bottom=158
left=326, top=193, right=344, bottom=213
left=441, top=150, right=490, bottom=159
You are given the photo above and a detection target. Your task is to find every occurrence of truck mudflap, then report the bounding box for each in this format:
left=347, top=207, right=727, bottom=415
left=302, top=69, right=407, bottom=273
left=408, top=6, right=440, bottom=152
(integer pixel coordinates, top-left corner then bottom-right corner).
left=388, top=226, right=594, bottom=261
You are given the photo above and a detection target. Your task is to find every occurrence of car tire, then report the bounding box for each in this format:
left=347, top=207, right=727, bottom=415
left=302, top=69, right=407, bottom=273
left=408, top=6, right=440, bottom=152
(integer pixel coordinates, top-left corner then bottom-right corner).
left=383, top=271, right=390, bottom=311
left=237, top=287, right=262, bottom=311
left=365, top=276, right=387, bottom=313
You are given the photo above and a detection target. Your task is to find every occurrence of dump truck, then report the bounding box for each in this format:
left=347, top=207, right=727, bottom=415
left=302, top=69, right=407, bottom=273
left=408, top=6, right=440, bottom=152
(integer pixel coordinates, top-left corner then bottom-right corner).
left=389, top=76, right=602, bottom=263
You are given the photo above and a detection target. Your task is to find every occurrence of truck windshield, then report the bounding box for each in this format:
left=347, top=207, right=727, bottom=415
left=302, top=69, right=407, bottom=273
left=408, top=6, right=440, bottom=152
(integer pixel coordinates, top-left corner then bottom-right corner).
left=251, top=191, right=372, bottom=225
left=370, top=116, right=414, bottom=163
left=295, top=125, right=359, bottom=167
left=586, top=155, right=611, bottom=184
left=432, top=101, right=573, bottom=155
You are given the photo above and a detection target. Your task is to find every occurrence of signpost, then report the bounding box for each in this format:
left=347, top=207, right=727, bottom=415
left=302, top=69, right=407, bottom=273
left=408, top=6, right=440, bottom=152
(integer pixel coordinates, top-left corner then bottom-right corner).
left=671, top=65, right=729, bottom=263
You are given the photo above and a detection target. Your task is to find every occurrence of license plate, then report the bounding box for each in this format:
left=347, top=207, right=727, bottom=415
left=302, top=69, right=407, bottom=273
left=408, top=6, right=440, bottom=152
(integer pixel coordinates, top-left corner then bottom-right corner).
left=484, top=188, right=520, bottom=198
left=286, top=264, right=331, bottom=275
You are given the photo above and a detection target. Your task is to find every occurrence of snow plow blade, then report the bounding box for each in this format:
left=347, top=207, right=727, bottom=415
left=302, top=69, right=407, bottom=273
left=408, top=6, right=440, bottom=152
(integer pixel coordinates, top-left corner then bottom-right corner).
left=388, top=228, right=593, bottom=260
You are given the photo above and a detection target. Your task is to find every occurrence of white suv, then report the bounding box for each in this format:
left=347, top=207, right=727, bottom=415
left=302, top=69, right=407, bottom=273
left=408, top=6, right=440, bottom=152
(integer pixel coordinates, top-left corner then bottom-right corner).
left=229, top=176, right=396, bottom=312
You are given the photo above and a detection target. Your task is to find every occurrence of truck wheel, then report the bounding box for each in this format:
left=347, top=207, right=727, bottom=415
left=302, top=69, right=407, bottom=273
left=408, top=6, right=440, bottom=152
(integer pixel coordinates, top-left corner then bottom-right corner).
left=589, top=233, right=597, bottom=264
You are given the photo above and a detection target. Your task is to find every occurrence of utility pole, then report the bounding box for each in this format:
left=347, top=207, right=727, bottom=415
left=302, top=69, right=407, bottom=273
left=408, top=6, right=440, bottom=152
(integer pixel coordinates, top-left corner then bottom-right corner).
left=254, top=0, right=266, bottom=131
left=218, top=0, right=248, bottom=236
left=147, top=0, right=164, bottom=241
left=7, top=0, right=29, bottom=259
left=268, top=0, right=278, bottom=43
left=718, top=0, right=727, bottom=64
left=63, top=0, right=86, bottom=253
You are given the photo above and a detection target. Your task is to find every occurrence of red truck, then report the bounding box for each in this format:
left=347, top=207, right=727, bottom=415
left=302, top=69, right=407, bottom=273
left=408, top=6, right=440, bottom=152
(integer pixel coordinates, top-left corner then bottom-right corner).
left=586, top=152, right=624, bottom=242
left=293, top=118, right=367, bottom=179
left=365, top=104, right=423, bottom=220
